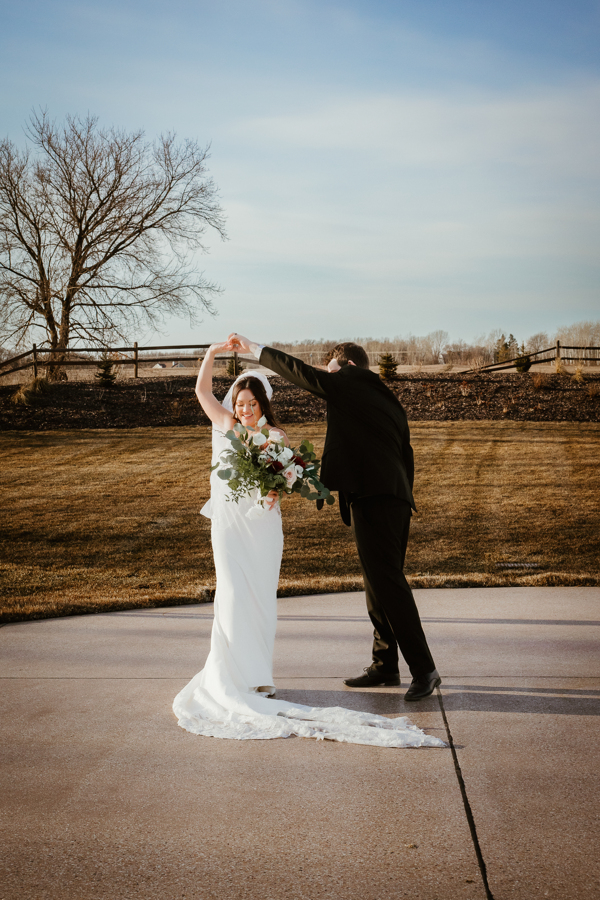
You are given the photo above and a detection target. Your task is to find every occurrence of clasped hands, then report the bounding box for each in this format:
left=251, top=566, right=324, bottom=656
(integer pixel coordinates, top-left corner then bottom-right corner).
left=226, top=333, right=252, bottom=353
left=222, top=333, right=342, bottom=372
left=204, top=334, right=252, bottom=355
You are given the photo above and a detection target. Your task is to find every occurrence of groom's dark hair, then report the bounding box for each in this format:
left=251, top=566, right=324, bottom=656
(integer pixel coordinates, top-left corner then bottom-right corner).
left=326, top=342, right=370, bottom=370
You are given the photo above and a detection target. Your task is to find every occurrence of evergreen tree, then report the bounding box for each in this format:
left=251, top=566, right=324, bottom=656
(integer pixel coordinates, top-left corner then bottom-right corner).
left=226, top=356, right=244, bottom=377
left=515, top=342, right=532, bottom=373
left=494, top=334, right=519, bottom=363
left=95, top=352, right=117, bottom=386
left=378, top=352, right=398, bottom=380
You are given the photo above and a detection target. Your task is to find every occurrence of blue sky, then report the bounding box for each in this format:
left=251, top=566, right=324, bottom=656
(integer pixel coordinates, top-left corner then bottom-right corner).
left=1, top=0, right=599, bottom=345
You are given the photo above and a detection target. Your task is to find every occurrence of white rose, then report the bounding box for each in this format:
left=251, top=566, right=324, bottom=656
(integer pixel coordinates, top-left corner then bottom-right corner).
left=294, top=464, right=304, bottom=477
left=278, top=446, right=294, bottom=462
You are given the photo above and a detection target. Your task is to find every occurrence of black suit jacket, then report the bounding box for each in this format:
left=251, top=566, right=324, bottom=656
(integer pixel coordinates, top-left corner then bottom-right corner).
left=260, top=347, right=416, bottom=518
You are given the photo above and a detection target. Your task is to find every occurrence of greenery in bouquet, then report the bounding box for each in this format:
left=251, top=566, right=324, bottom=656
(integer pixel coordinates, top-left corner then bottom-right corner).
left=213, top=417, right=334, bottom=513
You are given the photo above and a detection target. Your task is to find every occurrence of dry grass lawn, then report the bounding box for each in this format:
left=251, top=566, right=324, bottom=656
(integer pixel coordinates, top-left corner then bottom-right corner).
left=1, top=421, right=599, bottom=622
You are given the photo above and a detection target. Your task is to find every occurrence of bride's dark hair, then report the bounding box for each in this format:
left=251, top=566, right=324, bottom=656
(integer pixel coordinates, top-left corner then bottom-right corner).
left=231, top=377, right=279, bottom=428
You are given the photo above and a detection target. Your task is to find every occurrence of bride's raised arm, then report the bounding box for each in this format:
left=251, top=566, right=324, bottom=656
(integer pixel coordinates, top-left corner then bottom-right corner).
left=195, top=342, right=236, bottom=431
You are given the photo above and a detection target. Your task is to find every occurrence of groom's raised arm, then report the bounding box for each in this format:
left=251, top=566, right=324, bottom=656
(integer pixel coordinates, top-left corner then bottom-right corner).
left=228, top=334, right=331, bottom=398
left=259, top=346, right=330, bottom=398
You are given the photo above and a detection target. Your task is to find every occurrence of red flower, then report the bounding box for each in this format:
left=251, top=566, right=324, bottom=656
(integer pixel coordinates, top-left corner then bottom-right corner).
left=268, top=460, right=284, bottom=472
left=293, top=456, right=306, bottom=469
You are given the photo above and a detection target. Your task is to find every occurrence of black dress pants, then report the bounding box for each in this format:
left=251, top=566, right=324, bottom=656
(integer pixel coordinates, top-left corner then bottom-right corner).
left=350, top=494, right=436, bottom=678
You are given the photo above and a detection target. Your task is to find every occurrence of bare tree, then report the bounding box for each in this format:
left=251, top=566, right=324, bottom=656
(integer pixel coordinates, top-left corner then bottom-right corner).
left=526, top=332, right=550, bottom=354
left=0, top=111, right=226, bottom=376
left=554, top=320, right=600, bottom=366
left=426, top=330, right=449, bottom=363
left=555, top=320, right=600, bottom=347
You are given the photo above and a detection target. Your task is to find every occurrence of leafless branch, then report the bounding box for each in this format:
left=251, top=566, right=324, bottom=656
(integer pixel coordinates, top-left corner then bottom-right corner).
left=0, top=110, right=226, bottom=370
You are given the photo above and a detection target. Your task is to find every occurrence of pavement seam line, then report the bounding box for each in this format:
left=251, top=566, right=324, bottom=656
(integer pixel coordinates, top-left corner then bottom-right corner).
left=437, top=685, right=495, bottom=900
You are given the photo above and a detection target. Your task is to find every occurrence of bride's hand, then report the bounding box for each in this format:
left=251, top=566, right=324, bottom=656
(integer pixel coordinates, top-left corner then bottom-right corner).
left=265, top=490, right=279, bottom=510
left=209, top=341, right=230, bottom=353
left=227, top=333, right=252, bottom=353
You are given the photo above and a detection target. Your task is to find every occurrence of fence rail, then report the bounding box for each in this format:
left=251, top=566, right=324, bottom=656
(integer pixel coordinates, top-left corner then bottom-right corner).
left=0, top=342, right=251, bottom=380
left=2, top=339, right=600, bottom=381
left=466, top=341, right=600, bottom=374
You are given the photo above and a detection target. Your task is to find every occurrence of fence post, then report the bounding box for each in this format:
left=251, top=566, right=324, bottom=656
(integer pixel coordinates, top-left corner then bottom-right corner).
left=32, top=344, right=38, bottom=378
left=134, top=342, right=138, bottom=378
left=555, top=340, right=561, bottom=371
left=233, top=351, right=239, bottom=376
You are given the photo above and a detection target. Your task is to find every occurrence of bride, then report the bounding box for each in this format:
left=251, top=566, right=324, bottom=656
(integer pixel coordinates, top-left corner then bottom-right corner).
left=172, top=342, right=445, bottom=748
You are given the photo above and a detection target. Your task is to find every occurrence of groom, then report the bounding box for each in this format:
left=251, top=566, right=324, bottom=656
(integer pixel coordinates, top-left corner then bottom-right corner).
left=228, top=335, right=441, bottom=701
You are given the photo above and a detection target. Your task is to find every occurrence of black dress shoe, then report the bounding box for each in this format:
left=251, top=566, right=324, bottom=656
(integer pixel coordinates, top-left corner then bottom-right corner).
left=343, top=667, right=401, bottom=688
left=404, top=669, right=442, bottom=701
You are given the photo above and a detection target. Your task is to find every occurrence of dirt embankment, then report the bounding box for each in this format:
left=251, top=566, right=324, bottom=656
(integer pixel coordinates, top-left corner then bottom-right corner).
left=1, top=371, right=599, bottom=430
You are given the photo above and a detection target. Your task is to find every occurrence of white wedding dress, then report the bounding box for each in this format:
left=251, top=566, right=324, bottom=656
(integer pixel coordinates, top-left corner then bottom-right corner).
left=173, top=374, right=445, bottom=749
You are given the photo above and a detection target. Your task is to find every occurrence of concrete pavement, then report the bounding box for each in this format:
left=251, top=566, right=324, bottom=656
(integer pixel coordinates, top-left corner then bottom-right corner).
left=1, top=586, right=599, bottom=900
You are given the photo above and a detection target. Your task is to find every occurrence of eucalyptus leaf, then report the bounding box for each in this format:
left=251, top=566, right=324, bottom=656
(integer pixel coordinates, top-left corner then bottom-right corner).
left=217, top=469, right=233, bottom=480
left=325, top=495, right=335, bottom=505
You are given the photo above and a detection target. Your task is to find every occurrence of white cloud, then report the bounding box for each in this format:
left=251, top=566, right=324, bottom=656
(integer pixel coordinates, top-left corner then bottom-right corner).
left=211, top=79, right=599, bottom=269
left=191, top=77, right=599, bottom=341
left=5, top=0, right=597, bottom=342
left=231, top=80, right=600, bottom=175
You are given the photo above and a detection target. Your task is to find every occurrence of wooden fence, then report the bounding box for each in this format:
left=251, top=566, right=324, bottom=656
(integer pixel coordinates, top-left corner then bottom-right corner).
left=0, top=343, right=246, bottom=380
left=1, top=339, right=599, bottom=380
left=466, top=341, right=600, bottom=374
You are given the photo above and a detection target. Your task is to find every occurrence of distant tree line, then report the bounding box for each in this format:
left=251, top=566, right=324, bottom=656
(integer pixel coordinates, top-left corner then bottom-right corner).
left=271, top=321, right=600, bottom=368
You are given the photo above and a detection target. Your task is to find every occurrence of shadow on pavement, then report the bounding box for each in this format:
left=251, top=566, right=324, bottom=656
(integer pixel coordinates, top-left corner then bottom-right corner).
left=440, top=684, right=600, bottom=716
left=422, top=617, right=600, bottom=626
left=276, top=687, right=440, bottom=715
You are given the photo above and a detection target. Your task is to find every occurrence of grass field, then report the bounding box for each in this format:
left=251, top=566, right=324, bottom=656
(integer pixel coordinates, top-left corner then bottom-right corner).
left=1, top=421, right=599, bottom=622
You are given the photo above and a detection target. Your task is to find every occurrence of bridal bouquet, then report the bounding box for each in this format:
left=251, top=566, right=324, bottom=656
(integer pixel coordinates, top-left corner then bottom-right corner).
left=213, top=418, right=334, bottom=518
